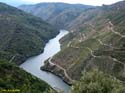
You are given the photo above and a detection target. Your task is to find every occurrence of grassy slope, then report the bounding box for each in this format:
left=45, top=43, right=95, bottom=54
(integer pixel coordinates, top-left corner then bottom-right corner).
left=43, top=1, right=125, bottom=83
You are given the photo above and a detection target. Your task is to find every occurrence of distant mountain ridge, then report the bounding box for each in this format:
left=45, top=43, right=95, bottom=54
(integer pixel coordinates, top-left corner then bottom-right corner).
left=109, top=1, right=125, bottom=10
left=18, top=2, right=94, bottom=29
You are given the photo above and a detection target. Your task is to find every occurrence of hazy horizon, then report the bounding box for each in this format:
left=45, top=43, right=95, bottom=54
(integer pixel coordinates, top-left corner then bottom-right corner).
left=0, top=0, right=122, bottom=6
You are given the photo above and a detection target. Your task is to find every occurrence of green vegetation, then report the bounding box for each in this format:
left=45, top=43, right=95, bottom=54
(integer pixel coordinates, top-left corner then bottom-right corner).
left=0, top=3, right=58, bottom=64
left=42, top=1, right=125, bottom=84
left=0, top=60, right=54, bottom=93
left=18, top=3, right=94, bottom=29
left=72, top=69, right=125, bottom=93
left=0, top=3, right=58, bottom=93
left=1, top=1, right=125, bottom=93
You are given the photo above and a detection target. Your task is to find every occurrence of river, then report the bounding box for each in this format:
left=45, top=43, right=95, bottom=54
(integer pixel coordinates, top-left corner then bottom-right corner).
left=20, top=30, right=70, bottom=93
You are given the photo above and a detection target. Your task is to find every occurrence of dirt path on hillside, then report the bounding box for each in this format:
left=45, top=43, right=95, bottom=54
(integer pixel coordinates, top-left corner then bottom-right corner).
left=49, top=57, right=74, bottom=82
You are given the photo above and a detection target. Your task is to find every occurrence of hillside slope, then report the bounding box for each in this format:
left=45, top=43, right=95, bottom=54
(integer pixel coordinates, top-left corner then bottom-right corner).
left=0, top=3, right=58, bottom=64
left=18, top=3, right=94, bottom=29
left=0, top=3, right=58, bottom=92
left=42, top=1, right=125, bottom=84
left=0, top=60, right=54, bottom=93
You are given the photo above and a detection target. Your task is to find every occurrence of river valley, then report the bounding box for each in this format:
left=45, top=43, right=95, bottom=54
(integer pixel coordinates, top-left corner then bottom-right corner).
left=20, top=30, right=70, bottom=93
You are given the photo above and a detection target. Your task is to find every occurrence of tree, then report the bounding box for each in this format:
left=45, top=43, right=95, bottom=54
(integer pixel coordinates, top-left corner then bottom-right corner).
left=71, top=69, right=125, bottom=93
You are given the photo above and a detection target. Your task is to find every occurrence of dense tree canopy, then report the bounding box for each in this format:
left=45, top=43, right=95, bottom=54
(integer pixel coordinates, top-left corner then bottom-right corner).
left=72, top=69, right=125, bottom=93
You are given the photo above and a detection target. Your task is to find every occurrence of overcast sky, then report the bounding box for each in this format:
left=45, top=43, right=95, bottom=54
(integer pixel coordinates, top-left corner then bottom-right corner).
left=0, top=0, right=122, bottom=6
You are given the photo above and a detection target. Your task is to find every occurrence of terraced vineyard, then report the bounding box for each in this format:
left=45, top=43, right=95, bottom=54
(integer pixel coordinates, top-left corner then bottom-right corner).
left=42, top=2, right=125, bottom=84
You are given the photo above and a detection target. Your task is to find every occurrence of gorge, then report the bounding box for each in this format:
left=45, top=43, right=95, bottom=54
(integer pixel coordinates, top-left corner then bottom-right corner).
left=0, top=1, right=125, bottom=93
left=20, top=30, right=70, bottom=93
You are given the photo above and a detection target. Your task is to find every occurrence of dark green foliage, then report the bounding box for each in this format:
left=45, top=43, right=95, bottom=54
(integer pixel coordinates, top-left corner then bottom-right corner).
left=0, top=60, right=53, bottom=93
left=0, top=3, right=59, bottom=64
left=72, top=69, right=125, bottom=93
left=0, top=3, right=58, bottom=93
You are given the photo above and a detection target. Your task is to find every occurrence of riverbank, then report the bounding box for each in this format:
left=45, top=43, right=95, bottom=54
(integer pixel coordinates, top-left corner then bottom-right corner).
left=41, top=59, right=73, bottom=85
left=20, top=30, right=70, bottom=93
left=11, top=31, right=60, bottom=65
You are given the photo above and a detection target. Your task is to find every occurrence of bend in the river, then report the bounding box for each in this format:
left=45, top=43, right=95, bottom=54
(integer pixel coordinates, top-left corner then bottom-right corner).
left=20, top=30, right=70, bottom=93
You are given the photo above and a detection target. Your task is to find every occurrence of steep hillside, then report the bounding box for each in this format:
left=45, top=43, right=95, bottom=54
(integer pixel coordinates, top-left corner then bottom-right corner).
left=18, top=3, right=94, bottom=29
left=0, top=3, right=58, bottom=92
left=0, top=60, right=55, bottom=93
left=0, top=3, right=58, bottom=64
left=42, top=1, right=125, bottom=84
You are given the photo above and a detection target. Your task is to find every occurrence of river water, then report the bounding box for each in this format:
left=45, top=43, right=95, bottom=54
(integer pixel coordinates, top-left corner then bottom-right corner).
left=20, top=30, right=70, bottom=93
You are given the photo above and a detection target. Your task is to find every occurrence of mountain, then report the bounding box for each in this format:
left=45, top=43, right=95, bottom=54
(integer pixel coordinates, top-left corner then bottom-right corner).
left=0, top=3, right=59, bottom=92
left=18, top=3, right=94, bottom=29
left=41, top=1, right=125, bottom=85
left=0, top=2, right=59, bottom=64
left=1, top=1, right=125, bottom=92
